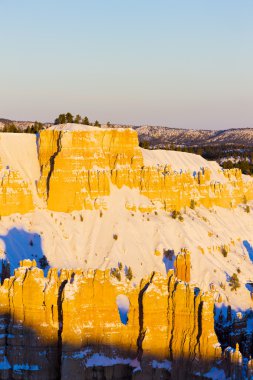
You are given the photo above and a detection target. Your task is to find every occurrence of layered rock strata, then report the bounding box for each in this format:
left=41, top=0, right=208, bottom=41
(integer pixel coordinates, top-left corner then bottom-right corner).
left=36, top=127, right=253, bottom=212
left=0, top=127, right=253, bottom=215
left=0, top=164, right=34, bottom=216
left=0, top=261, right=220, bottom=379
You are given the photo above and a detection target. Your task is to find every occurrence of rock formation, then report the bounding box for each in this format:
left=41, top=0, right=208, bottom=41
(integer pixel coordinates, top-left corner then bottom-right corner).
left=36, top=127, right=253, bottom=213
left=0, top=126, right=252, bottom=215
left=0, top=261, right=221, bottom=379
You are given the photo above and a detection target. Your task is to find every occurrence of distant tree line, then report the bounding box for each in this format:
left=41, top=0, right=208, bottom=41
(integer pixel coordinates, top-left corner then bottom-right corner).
left=54, top=112, right=112, bottom=128
left=1, top=121, right=43, bottom=134
left=139, top=140, right=253, bottom=175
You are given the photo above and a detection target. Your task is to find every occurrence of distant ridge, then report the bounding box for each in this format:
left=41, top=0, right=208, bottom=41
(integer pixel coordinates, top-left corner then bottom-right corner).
left=135, top=125, right=253, bottom=147
left=1, top=117, right=253, bottom=146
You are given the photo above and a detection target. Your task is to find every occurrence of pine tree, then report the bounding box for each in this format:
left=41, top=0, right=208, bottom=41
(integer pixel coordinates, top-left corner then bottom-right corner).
left=82, top=116, right=90, bottom=125
left=94, top=120, right=101, bottom=127
left=55, top=114, right=66, bottom=125
left=74, top=114, right=81, bottom=124
left=65, top=112, right=74, bottom=123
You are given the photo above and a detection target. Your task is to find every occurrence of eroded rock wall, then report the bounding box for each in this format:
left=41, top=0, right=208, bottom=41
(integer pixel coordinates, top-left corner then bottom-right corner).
left=0, top=128, right=253, bottom=215
left=36, top=128, right=253, bottom=213
left=0, top=261, right=220, bottom=379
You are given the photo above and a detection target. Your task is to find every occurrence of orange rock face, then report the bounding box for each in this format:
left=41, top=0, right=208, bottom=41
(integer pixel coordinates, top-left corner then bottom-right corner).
left=0, top=128, right=253, bottom=215
left=36, top=128, right=253, bottom=213
left=0, top=165, right=34, bottom=216
left=174, top=249, right=191, bottom=282
left=0, top=261, right=221, bottom=379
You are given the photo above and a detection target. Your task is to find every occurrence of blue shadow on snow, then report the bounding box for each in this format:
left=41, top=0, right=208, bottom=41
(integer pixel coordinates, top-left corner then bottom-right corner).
left=0, top=227, right=47, bottom=275
left=243, top=240, right=253, bottom=263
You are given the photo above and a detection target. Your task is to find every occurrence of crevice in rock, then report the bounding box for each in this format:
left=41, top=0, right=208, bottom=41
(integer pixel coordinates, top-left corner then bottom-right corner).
left=57, top=279, right=68, bottom=380
left=136, top=272, right=155, bottom=362
left=168, top=281, right=177, bottom=360
left=195, top=299, right=203, bottom=355
left=46, top=131, right=63, bottom=200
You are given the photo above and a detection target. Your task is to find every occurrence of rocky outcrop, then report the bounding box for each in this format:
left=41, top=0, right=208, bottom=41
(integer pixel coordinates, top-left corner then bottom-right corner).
left=0, top=127, right=253, bottom=215
left=0, top=165, right=34, bottom=215
left=36, top=127, right=253, bottom=213
left=0, top=261, right=221, bottom=379
left=37, top=128, right=143, bottom=211
left=174, top=249, right=191, bottom=282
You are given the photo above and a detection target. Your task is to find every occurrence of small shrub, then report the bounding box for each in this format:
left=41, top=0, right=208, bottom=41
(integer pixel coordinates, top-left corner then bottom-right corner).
left=220, top=282, right=226, bottom=290
left=111, top=268, right=121, bottom=281
left=118, top=262, right=123, bottom=271
left=190, top=199, right=196, bottom=210
left=229, top=273, right=240, bottom=291
left=113, top=234, right=118, bottom=240
left=171, top=210, right=183, bottom=220
left=126, top=266, right=133, bottom=281
left=221, top=245, right=228, bottom=257
left=246, top=205, right=250, bottom=213
left=237, top=267, right=241, bottom=274
left=171, top=210, right=178, bottom=219
left=100, top=210, right=103, bottom=218
left=39, top=255, right=49, bottom=269
left=163, top=249, right=174, bottom=260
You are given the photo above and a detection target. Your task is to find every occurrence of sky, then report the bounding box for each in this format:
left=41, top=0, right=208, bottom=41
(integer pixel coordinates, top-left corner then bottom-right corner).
left=0, top=0, right=252, bottom=130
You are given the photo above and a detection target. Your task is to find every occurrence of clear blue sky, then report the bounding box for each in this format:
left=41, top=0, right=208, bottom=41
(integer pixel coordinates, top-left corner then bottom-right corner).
left=0, top=0, right=252, bottom=129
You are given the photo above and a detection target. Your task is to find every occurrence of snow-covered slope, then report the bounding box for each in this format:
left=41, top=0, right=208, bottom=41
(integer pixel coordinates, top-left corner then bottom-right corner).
left=141, top=148, right=223, bottom=180
left=0, top=130, right=252, bottom=313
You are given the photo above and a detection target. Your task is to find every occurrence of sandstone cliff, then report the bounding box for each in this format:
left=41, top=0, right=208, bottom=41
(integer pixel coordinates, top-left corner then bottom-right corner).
left=0, top=261, right=221, bottom=379
left=0, top=126, right=252, bottom=215
left=36, top=125, right=253, bottom=213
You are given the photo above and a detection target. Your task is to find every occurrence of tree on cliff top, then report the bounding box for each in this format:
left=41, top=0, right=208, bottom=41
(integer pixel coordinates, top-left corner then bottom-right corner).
left=82, top=116, right=90, bottom=125
left=65, top=112, right=74, bottom=123
left=94, top=120, right=101, bottom=127
left=74, top=114, right=81, bottom=124
left=54, top=114, right=66, bottom=124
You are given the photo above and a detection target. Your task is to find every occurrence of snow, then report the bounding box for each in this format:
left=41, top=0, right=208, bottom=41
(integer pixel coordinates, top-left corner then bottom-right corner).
left=196, top=367, right=226, bottom=380
left=1, top=199, right=253, bottom=310
left=13, top=364, right=40, bottom=372
left=116, top=294, right=130, bottom=325
left=152, top=360, right=172, bottom=371
left=0, top=133, right=41, bottom=206
left=0, top=133, right=253, bottom=311
left=48, top=123, right=130, bottom=132
left=141, top=148, right=224, bottom=181
left=85, top=354, right=131, bottom=367
left=0, top=356, right=11, bottom=370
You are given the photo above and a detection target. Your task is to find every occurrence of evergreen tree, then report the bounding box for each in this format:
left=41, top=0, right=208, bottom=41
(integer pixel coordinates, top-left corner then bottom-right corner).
left=94, top=120, right=101, bottom=127
left=55, top=114, right=66, bottom=125
left=74, top=114, right=81, bottom=124
left=65, top=112, right=74, bottom=123
left=82, top=116, right=90, bottom=125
